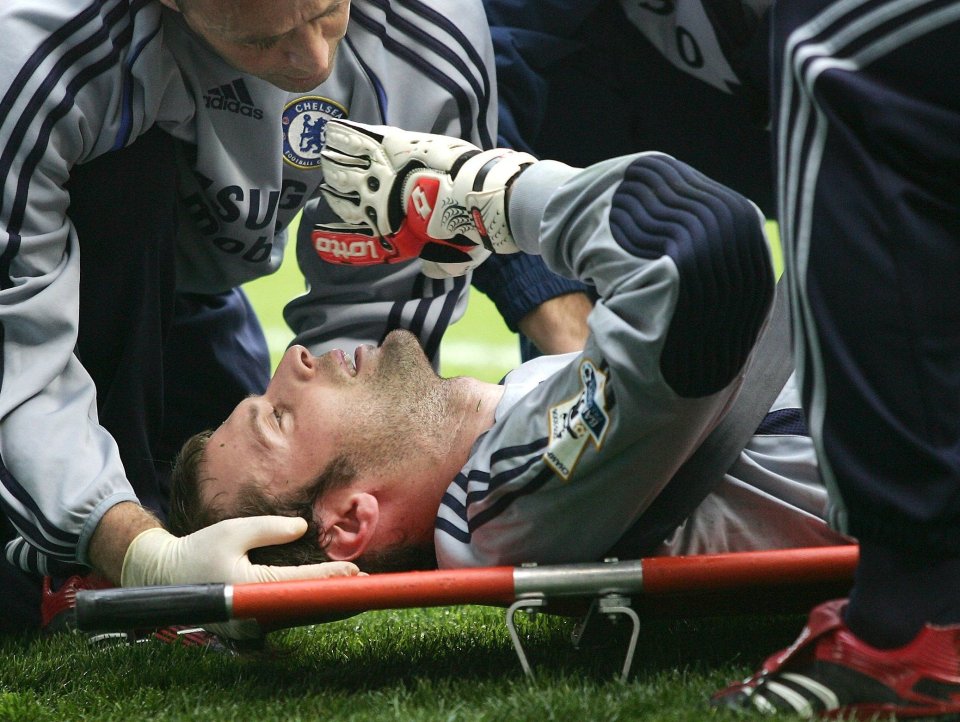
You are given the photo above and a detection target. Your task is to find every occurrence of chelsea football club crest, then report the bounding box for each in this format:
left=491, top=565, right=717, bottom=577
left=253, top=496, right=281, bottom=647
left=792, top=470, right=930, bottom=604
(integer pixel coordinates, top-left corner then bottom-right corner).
left=282, top=96, right=347, bottom=170
left=544, top=360, right=611, bottom=480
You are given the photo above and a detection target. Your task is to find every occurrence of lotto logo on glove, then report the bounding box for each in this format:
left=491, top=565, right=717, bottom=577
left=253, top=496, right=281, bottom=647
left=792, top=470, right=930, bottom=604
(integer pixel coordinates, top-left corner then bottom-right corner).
left=313, top=225, right=384, bottom=264
left=317, top=119, right=537, bottom=278
left=312, top=223, right=426, bottom=265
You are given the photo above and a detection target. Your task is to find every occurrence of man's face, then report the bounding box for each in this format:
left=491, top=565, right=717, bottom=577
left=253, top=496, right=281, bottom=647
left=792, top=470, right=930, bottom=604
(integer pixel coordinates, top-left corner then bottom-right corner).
left=202, top=330, right=438, bottom=519
left=168, top=0, right=350, bottom=92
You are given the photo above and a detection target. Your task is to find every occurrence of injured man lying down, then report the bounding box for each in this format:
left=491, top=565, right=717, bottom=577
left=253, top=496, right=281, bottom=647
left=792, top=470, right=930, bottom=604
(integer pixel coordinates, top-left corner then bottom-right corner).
left=168, top=120, right=851, bottom=573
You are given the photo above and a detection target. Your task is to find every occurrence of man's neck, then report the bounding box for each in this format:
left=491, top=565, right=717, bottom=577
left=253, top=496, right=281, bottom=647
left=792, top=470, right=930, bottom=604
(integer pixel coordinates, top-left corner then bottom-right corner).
left=409, top=377, right=504, bottom=501
left=446, top=376, right=505, bottom=455
left=376, top=377, right=504, bottom=550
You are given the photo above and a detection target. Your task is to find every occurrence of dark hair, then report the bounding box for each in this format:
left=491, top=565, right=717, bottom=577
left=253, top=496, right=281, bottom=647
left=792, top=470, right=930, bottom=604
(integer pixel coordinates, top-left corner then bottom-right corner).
left=167, top=429, right=217, bottom=537
left=167, top=430, right=358, bottom=566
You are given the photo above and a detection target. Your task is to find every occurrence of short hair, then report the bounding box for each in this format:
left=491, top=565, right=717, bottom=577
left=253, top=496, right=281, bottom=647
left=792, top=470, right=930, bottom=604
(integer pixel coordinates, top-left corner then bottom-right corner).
left=167, top=429, right=217, bottom=537
left=167, top=429, right=358, bottom=566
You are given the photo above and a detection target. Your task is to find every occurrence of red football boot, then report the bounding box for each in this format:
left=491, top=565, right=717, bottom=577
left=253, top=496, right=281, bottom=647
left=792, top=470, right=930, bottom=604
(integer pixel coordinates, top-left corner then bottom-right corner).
left=711, top=599, right=960, bottom=720
left=41, top=573, right=113, bottom=632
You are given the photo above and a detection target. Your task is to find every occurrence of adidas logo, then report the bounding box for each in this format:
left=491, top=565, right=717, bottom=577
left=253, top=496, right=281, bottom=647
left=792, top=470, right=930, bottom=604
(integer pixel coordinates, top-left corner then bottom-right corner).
left=203, top=78, right=264, bottom=120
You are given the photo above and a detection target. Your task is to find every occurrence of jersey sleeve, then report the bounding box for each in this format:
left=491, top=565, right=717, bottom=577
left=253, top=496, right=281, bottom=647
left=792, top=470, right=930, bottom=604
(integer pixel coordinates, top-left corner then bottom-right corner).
left=435, top=152, right=775, bottom=567
left=0, top=1, right=178, bottom=573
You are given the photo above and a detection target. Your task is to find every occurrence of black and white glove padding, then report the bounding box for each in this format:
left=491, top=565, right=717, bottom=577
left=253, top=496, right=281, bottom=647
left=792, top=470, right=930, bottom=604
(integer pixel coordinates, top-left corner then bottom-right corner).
left=317, top=120, right=537, bottom=279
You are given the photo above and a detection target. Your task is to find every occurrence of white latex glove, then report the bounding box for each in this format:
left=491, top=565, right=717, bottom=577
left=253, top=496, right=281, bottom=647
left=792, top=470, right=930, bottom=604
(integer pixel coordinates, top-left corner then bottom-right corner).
left=121, top=516, right=359, bottom=639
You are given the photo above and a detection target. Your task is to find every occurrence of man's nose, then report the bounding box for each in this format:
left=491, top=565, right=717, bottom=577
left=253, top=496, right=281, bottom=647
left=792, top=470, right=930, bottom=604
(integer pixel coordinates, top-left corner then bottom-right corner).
left=283, top=24, right=330, bottom=76
left=278, top=344, right=316, bottom=380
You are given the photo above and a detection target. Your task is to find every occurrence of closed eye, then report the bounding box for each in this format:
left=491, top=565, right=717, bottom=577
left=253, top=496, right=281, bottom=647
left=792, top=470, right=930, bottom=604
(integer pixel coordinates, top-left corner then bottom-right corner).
left=250, top=36, right=280, bottom=50
left=320, top=0, right=348, bottom=19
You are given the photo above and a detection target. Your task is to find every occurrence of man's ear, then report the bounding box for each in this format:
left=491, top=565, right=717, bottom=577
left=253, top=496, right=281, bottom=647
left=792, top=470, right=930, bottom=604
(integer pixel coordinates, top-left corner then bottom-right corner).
left=321, top=492, right=379, bottom=561
left=157, top=0, right=180, bottom=12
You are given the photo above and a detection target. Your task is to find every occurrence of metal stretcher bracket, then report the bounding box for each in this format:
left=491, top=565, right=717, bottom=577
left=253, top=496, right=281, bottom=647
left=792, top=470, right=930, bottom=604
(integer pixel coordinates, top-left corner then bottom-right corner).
left=506, top=558, right=644, bottom=681
left=507, top=592, right=641, bottom=682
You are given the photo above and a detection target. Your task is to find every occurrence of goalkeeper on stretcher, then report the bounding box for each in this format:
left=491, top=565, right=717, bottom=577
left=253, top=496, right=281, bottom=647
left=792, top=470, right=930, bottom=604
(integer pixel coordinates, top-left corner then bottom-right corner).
left=168, top=120, right=850, bottom=574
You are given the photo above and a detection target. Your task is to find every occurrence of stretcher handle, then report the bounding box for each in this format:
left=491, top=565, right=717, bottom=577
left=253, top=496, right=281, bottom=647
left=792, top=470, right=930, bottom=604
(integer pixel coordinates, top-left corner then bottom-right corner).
left=75, top=583, right=229, bottom=631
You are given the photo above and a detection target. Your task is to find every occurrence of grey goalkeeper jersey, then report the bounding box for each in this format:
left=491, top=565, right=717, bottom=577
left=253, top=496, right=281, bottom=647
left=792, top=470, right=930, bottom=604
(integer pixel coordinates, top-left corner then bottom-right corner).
left=436, top=156, right=850, bottom=568
left=0, top=0, right=495, bottom=573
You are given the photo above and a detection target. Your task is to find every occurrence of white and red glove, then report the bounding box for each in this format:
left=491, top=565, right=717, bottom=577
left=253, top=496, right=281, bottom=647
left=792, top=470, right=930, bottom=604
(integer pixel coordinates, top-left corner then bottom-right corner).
left=316, top=119, right=537, bottom=278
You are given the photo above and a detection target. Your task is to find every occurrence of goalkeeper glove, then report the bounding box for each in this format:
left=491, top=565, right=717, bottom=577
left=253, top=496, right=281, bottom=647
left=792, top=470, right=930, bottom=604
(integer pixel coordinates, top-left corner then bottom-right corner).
left=316, top=119, right=537, bottom=278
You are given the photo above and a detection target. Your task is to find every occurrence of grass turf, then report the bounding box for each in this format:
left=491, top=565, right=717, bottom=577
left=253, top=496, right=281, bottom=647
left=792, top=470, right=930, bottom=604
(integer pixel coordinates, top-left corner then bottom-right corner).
left=0, top=607, right=814, bottom=721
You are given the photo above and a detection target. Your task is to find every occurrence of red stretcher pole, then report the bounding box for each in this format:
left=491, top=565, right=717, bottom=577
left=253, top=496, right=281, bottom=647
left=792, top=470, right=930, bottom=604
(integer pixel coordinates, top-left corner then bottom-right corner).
left=74, top=545, right=858, bottom=632
left=638, top=544, right=859, bottom=595
left=233, top=566, right=517, bottom=626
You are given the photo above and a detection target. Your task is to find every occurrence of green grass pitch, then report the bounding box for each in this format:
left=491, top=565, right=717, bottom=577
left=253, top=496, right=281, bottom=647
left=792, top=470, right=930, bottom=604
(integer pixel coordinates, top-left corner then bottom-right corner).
left=1, top=608, right=810, bottom=721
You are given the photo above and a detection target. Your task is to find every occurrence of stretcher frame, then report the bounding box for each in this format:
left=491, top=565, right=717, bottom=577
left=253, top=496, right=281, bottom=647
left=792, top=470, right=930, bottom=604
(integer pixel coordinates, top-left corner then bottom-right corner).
left=75, top=545, right=858, bottom=680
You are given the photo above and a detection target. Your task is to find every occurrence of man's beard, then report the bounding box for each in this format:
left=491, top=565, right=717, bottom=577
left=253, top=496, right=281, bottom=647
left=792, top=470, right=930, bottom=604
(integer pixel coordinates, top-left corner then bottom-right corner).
left=348, top=330, right=449, bottom=473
